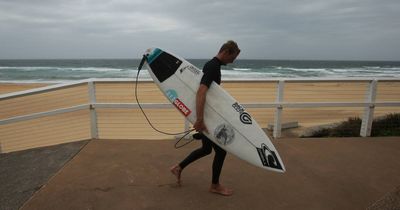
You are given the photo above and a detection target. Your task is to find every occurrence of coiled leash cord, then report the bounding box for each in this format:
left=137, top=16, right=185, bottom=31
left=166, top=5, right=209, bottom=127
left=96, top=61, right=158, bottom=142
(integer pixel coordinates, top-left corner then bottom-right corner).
left=135, top=55, right=196, bottom=148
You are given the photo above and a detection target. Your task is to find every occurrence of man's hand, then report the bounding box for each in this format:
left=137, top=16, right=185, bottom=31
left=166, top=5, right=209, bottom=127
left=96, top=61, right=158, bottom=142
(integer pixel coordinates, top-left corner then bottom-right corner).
left=193, top=118, right=209, bottom=134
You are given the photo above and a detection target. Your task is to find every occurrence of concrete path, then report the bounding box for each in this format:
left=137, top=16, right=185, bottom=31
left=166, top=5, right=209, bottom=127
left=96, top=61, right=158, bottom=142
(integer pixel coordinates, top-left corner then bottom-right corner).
left=0, top=140, right=89, bottom=210
left=20, top=137, right=400, bottom=210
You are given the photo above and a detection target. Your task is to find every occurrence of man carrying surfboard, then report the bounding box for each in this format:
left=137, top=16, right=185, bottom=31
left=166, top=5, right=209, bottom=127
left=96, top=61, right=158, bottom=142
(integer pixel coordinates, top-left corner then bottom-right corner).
left=170, top=40, right=240, bottom=196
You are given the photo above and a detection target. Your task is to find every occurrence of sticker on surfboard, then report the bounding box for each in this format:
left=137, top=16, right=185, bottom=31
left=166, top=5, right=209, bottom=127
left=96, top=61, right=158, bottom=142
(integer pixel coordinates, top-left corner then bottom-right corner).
left=165, top=89, right=192, bottom=117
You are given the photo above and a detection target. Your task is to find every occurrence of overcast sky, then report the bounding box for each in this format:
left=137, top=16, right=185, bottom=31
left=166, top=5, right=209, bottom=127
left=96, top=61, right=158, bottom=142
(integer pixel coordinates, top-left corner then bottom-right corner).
left=0, top=0, right=399, bottom=60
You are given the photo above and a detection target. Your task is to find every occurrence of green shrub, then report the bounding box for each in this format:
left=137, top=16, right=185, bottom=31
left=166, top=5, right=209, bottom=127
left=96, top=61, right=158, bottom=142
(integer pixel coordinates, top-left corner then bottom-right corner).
left=371, top=113, right=400, bottom=136
left=305, top=113, right=400, bottom=137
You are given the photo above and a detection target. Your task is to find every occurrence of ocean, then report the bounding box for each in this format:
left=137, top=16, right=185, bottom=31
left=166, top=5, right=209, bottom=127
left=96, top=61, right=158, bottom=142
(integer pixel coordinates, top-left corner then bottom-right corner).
left=0, top=59, right=399, bottom=83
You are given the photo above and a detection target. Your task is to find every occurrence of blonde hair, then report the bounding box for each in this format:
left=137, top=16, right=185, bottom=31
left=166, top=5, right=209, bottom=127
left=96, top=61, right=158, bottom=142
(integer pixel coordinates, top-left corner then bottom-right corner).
left=219, top=40, right=240, bottom=55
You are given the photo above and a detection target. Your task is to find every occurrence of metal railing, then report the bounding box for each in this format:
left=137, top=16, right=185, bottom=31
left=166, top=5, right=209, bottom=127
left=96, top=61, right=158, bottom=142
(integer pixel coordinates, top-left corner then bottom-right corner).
left=1, top=78, right=400, bottom=153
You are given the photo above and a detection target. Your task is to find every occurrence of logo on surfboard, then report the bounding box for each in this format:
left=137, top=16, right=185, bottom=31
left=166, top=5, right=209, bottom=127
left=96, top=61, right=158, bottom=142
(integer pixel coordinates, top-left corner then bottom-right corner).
left=166, top=89, right=178, bottom=102
left=214, top=124, right=235, bottom=145
left=256, top=144, right=283, bottom=170
left=179, top=65, right=201, bottom=75
left=166, top=89, right=192, bottom=117
left=232, top=102, right=252, bottom=124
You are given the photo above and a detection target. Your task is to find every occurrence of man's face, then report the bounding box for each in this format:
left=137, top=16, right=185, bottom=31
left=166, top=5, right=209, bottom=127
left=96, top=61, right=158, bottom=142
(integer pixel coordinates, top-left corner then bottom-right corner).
left=223, top=51, right=240, bottom=64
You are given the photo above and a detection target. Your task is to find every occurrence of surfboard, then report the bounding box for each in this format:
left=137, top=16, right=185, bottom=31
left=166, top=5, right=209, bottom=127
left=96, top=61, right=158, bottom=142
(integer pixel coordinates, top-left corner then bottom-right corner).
left=142, top=48, right=285, bottom=173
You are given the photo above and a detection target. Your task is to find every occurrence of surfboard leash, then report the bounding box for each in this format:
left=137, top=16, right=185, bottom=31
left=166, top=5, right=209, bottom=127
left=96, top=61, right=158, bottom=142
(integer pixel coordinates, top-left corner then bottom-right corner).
left=135, top=54, right=196, bottom=149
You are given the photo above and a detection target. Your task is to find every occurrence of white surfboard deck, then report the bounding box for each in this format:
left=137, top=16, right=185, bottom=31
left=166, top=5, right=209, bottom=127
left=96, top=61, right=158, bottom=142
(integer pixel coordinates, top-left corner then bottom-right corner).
left=143, top=48, right=285, bottom=173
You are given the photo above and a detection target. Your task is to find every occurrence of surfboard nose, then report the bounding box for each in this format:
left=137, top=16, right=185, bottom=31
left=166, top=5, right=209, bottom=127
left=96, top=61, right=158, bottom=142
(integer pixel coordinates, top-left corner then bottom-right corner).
left=145, top=48, right=159, bottom=55
left=145, top=48, right=163, bottom=64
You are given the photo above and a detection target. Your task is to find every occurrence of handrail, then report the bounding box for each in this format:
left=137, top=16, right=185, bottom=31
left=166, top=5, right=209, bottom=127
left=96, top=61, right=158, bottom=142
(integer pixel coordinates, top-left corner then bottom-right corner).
left=0, top=104, right=90, bottom=125
left=1, top=77, right=400, bottom=100
left=1, top=101, right=400, bottom=126
left=1, top=78, right=399, bottom=140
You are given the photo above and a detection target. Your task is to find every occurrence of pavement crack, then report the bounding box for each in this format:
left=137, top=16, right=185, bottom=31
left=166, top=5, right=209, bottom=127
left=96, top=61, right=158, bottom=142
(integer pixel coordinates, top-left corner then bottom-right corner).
left=93, top=187, right=114, bottom=192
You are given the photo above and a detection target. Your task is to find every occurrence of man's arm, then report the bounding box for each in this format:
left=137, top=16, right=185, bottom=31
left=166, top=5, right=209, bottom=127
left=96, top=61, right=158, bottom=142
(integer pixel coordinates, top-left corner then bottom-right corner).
left=193, top=84, right=209, bottom=133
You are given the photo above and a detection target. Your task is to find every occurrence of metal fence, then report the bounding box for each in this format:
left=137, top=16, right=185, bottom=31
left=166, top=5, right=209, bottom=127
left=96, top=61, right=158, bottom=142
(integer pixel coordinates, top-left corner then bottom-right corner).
left=1, top=78, right=399, bottom=153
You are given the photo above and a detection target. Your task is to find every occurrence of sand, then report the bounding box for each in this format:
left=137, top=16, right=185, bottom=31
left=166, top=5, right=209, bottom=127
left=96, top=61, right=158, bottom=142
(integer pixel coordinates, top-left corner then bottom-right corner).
left=0, top=83, right=49, bottom=95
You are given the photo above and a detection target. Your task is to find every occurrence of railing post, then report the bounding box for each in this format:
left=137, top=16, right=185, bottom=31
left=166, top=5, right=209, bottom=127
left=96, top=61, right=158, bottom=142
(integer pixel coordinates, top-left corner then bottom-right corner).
left=88, top=81, right=99, bottom=139
left=273, top=80, right=285, bottom=138
left=360, top=80, right=377, bottom=137
left=176, top=119, right=191, bottom=140
left=184, top=119, right=191, bottom=139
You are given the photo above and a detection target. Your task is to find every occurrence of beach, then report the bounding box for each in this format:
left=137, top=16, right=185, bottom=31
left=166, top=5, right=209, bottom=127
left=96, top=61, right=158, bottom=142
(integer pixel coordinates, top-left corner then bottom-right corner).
left=0, top=83, right=49, bottom=95
left=1, top=80, right=400, bottom=153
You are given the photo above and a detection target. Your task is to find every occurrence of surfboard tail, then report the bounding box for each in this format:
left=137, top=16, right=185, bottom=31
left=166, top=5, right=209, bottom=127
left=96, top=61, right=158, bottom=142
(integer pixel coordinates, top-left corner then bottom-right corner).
left=256, top=143, right=286, bottom=173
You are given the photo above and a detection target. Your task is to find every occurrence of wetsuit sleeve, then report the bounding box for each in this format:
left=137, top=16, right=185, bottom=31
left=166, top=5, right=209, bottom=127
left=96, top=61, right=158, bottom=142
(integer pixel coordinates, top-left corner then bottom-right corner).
left=200, top=63, right=216, bottom=88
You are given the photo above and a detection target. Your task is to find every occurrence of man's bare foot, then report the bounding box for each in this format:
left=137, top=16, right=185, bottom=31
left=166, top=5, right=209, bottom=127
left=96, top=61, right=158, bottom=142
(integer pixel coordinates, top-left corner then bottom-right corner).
left=170, top=164, right=182, bottom=185
left=209, top=184, right=233, bottom=196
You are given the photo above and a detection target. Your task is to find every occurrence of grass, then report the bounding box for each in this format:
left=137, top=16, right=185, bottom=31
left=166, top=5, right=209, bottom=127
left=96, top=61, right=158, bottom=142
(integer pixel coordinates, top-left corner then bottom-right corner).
left=305, top=113, right=400, bottom=137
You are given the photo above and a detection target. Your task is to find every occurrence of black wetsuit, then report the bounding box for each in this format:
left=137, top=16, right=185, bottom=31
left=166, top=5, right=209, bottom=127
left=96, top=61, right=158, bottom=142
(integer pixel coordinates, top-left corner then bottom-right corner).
left=179, top=57, right=227, bottom=184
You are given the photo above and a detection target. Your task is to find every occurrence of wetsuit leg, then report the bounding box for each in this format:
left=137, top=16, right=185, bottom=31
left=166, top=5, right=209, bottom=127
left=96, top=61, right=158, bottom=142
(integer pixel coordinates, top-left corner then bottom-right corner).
left=210, top=140, right=227, bottom=184
left=179, top=136, right=212, bottom=169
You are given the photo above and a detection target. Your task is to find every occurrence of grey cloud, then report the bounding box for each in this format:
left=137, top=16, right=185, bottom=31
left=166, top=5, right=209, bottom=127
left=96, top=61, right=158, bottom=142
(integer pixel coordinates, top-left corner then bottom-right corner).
left=0, top=0, right=399, bottom=60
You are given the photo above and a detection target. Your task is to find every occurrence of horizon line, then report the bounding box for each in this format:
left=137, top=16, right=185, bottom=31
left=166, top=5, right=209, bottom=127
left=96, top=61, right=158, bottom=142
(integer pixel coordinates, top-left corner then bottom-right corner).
left=1, top=58, right=400, bottom=62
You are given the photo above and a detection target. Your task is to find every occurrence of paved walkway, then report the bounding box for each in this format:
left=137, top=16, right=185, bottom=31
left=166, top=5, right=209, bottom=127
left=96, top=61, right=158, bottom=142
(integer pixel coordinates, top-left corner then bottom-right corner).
left=0, top=140, right=89, bottom=210
left=19, top=137, right=400, bottom=210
